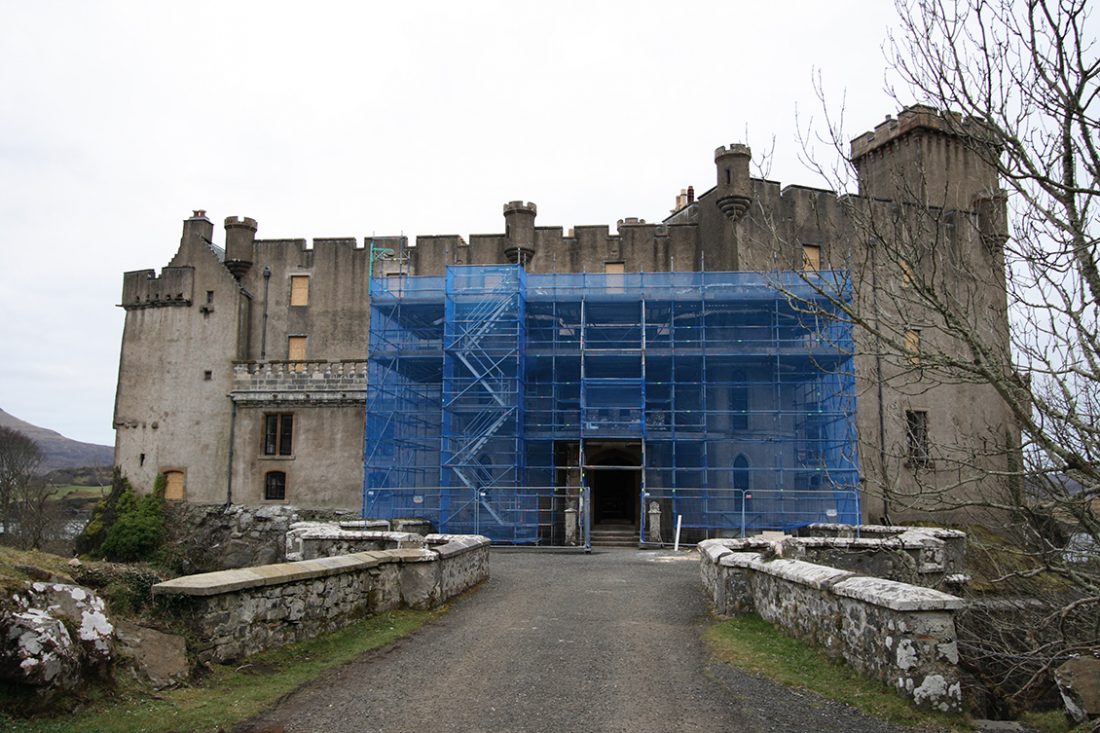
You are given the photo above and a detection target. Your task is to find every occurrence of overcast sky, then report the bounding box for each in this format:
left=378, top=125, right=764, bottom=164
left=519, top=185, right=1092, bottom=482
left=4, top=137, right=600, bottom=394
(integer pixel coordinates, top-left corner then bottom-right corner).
left=0, top=1, right=900, bottom=446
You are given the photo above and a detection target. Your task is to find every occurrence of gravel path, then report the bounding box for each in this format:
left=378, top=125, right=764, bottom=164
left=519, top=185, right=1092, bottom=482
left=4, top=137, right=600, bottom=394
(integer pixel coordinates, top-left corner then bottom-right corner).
left=238, top=549, right=916, bottom=733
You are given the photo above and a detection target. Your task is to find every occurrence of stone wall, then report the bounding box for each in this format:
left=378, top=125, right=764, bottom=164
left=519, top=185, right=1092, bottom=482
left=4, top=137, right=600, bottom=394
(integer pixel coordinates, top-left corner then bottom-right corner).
left=152, top=534, right=489, bottom=662
left=700, top=538, right=965, bottom=712
left=791, top=524, right=968, bottom=588
left=284, top=523, right=419, bottom=561
left=162, top=503, right=359, bottom=573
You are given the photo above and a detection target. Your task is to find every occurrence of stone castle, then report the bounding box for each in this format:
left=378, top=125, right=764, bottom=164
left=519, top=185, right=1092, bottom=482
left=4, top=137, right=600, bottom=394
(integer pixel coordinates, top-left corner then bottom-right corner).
left=113, top=104, right=1015, bottom=530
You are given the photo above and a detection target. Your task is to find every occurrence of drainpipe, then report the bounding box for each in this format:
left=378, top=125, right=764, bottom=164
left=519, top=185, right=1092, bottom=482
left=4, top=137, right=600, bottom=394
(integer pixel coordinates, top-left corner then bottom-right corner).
left=225, top=400, right=237, bottom=508
left=868, top=238, right=892, bottom=524
left=260, top=266, right=271, bottom=360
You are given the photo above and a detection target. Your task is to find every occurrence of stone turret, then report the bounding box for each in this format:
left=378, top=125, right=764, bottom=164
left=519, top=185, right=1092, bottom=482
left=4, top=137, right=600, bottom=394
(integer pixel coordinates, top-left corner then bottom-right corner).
left=503, top=201, right=537, bottom=266
left=224, top=216, right=258, bottom=279
left=714, top=145, right=753, bottom=221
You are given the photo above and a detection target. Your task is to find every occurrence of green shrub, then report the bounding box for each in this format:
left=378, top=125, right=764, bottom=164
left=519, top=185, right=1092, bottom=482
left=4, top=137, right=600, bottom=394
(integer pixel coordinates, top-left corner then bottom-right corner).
left=78, top=472, right=166, bottom=563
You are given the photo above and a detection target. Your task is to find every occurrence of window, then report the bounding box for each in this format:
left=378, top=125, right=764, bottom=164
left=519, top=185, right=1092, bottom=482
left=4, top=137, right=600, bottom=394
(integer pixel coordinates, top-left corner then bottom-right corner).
left=288, top=336, right=307, bottom=361
left=290, top=275, right=309, bottom=306
left=264, top=471, right=286, bottom=501
left=904, top=328, right=922, bottom=365
left=732, top=455, right=750, bottom=493
left=206, top=290, right=214, bottom=304
left=203, top=370, right=212, bottom=381
left=263, top=413, right=294, bottom=456
left=163, top=470, right=185, bottom=501
left=906, top=410, right=930, bottom=467
left=802, top=244, right=821, bottom=271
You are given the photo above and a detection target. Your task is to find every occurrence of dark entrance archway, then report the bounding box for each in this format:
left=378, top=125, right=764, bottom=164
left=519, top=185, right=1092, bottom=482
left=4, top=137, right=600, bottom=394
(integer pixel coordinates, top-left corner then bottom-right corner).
left=587, top=444, right=641, bottom=527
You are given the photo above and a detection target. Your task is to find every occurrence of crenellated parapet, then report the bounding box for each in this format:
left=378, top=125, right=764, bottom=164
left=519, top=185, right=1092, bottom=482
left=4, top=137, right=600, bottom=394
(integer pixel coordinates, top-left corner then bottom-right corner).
left=850, top=104, right=997, bottom=160
left=121, top=267, right=194, bottom=309
left=850, top=105, right=1001, bottom=211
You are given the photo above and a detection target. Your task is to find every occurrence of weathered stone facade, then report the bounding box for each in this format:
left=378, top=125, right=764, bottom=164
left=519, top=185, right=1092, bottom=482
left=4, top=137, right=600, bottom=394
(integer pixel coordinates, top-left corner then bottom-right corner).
left=152, top=534, right=489, bottom=662
left=113, top=105, right=1017, bottom=522
left=700, top=534, right=966, bottom=712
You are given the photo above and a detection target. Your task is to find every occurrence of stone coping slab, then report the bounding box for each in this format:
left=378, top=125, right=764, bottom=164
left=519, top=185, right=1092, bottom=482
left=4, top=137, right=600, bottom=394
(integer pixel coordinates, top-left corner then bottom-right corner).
left=154, top=548, right=432, bottom=597
left=699, top=541, right=964, bottom=612
left=426, top=535, right=491, bottom=558
left=289, top=528, right=422, bottom=543
left=154, top=553, right=381, bottom=596
left=336, top=520, right=391, bottom=529
left=716, top=551, right=856, bottom=590
left=831, top=576, right=965, bottom=611
left=808, top=523, right=966, bottom=540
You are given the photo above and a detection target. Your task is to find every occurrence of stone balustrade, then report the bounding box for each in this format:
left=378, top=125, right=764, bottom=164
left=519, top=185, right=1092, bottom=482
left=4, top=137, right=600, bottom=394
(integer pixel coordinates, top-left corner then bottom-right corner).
left=230, top=360, right=369, bottom=405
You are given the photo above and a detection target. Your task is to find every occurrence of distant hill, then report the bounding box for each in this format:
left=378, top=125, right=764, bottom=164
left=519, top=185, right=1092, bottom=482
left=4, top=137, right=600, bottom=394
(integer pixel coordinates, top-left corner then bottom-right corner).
left=0, top=408, right=113, bottom=473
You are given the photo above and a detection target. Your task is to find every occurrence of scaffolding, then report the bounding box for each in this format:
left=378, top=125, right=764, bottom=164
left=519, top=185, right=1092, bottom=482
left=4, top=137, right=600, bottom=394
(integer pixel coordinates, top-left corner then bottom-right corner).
left=364, top=266, right=860, bottom=544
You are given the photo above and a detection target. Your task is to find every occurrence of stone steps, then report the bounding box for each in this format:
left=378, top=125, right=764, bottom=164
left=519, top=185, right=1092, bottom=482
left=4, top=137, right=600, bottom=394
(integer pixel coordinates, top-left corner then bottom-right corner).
left=590, top=526, right=640, bottom=547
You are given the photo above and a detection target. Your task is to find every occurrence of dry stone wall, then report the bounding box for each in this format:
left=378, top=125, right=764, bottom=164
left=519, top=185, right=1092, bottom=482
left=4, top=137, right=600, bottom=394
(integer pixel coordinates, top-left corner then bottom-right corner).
left=700, top=538, right=965, bottom=712
left=153, top=534, right=489, bottom=662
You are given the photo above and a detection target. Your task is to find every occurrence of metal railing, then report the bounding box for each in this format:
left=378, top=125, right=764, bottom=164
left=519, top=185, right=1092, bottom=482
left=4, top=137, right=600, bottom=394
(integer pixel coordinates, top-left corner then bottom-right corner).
left=361, top=485, right=860, bottom=547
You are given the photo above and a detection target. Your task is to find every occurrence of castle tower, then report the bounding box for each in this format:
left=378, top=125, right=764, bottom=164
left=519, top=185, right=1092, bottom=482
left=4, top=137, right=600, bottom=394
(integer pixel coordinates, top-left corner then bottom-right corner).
left=224, top=216, right=258, bottom=279
left=850, top=104, right=1000, bottom=211
left=714, top=144, right=753, bottom=221
left=503, top=201, right=537, bottom=266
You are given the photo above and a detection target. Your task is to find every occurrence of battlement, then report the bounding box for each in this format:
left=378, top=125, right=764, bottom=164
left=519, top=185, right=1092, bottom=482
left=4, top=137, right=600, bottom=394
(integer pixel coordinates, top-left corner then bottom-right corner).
left=121, top=266, right=194, bottom=309
left=224, top=215, right=258, bottom=231
left=503, top=200, right=537, bottom=215
left=714, top=144, right=751, bottom=161
left=850, top=104, right=997, bottom=160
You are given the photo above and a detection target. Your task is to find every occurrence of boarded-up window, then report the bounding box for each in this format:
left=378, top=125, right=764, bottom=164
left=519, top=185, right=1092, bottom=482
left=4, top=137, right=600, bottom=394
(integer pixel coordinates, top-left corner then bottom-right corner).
left=290, top=276, right=309, bottom=306
left=802, top=244, right=821, bottom=271
left=900, top=259, right=914, bottom=288
left=905, top=328, right=921, bottom=365
left=163, top=470, right=185, bottom=501
left=288, top=336, right=307, bottom=361
left=605, top=262, right=625, bottom=294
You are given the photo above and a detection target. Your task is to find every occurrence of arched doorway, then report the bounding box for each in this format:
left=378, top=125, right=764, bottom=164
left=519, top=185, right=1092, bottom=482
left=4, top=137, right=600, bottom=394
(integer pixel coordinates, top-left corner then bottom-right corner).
left=587, top=445, right=641, bottom=527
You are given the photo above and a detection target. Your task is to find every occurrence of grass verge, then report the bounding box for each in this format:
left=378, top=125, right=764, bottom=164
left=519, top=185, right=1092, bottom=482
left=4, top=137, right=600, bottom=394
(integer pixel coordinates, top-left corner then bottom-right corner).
left=705, top=614, right=971, bottom=731
left=49, top=484, right=108, bottom=501
left=0, top=608, right=440, bottom=733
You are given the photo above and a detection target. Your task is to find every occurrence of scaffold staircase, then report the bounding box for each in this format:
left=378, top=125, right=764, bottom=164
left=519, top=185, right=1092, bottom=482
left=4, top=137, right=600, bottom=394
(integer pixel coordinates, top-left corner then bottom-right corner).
left=440, top=266, right=532, bottom=540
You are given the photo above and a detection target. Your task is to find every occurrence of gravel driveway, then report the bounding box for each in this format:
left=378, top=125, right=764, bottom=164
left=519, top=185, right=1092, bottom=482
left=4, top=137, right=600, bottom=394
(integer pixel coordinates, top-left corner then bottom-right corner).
left=238, top=549, right=916, bottom=733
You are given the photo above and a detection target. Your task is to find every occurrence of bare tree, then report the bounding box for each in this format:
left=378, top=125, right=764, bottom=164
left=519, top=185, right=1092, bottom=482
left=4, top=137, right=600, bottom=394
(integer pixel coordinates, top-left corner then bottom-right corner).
left=777, top=0, right=1097, bottom=709
left=0, top=426, right=44, bottom=545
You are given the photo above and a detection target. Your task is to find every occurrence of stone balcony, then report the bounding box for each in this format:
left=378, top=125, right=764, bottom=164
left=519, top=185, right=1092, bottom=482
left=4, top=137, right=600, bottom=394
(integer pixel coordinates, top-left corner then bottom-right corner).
left=231, top=360, right=368, bottom=406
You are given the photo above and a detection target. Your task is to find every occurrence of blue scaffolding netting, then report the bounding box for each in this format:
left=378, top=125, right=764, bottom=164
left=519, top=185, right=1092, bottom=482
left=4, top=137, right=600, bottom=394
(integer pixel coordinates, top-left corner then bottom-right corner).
left=364, top=266, right=860, bottom=544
